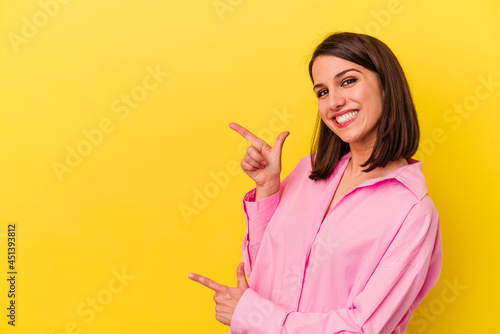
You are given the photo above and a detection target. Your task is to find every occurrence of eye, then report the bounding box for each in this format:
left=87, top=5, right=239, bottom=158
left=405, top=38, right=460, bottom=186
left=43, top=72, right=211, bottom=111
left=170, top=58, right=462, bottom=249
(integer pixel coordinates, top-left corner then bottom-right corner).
left=316, top=89, right=328, bottom=98
left=341, top=78, right=357, bottom=87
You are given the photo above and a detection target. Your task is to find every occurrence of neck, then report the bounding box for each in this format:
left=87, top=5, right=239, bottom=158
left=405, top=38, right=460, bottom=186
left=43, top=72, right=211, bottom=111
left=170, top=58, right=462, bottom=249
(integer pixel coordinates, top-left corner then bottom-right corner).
left=348, top=142, right=407, bottom=178
left=348, top=142, right=375, bottom=177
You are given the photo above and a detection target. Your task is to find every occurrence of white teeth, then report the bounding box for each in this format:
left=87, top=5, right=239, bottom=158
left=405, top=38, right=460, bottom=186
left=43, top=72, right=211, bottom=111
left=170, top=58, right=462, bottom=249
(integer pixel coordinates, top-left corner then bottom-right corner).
left=336, top=110, right=358, bottom=124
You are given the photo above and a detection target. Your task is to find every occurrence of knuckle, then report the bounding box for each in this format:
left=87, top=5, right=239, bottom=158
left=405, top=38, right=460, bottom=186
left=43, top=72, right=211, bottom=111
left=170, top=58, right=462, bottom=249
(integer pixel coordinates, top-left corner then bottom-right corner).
left=213, top=293, right=225, bottom=303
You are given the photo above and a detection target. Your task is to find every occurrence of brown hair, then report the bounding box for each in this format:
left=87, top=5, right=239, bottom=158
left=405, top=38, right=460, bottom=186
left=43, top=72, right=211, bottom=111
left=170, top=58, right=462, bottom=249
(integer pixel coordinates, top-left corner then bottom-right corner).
left=308, top=32, right=419, bottom=180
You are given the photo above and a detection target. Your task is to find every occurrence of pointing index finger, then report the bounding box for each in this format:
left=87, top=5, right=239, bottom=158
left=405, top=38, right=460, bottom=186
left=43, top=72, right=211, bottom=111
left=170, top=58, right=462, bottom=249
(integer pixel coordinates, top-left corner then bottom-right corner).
left=189, top=273, right=223, bottom=292
left=229, top=122, right=265, bottom=148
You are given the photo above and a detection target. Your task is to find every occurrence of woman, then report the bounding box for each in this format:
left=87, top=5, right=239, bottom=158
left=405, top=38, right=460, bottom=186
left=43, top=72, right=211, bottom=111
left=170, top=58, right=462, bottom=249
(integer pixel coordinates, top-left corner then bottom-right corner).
left=189, top=32, right=442, bottom=334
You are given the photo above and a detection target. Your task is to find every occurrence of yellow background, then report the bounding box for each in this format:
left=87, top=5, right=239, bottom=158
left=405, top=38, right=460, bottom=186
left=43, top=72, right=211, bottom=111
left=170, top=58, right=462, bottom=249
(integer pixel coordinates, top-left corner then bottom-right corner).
left=1, top=0, right=499, bottom=333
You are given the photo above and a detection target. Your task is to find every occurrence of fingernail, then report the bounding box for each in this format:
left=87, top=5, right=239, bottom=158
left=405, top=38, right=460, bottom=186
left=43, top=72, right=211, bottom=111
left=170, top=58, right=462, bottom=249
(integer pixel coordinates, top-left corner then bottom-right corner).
left=188, top=273, right=194, bottom=279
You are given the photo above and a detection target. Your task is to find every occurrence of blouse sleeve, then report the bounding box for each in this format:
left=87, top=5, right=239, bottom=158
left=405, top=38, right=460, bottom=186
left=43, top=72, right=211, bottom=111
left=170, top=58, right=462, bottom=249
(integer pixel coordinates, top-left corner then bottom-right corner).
left=242, top=175, right=291, bottom=276
left=231, top=199, right=443, bottom=334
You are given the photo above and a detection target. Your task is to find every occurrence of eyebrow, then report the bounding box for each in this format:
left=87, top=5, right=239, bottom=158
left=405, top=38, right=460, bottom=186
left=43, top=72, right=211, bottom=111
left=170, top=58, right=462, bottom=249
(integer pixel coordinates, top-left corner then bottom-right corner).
left=313, top=68, right=362, bottom=91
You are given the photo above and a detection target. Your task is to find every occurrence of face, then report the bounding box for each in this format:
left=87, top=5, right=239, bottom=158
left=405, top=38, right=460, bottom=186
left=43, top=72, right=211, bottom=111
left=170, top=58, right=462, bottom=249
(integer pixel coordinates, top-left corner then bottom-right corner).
left=312, top=56, right=384, bottom=149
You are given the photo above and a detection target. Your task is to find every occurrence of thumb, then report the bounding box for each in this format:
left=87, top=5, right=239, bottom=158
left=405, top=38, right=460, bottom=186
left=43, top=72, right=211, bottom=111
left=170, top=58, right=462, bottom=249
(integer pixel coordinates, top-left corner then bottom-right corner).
left=236, top=262, right=249, bottom=289
left=272, top=131, right=290, bottom=156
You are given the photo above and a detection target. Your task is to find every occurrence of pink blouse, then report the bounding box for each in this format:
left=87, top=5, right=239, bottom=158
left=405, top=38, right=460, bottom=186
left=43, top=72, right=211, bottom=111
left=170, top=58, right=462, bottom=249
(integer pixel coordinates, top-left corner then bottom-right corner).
left=229, top=152, right=442, bottom=334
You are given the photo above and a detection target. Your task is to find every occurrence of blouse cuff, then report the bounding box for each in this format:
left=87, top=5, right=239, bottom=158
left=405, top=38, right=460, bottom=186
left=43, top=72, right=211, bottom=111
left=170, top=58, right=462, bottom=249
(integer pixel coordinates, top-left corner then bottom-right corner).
left=243, top=189, right=281, bottom=244
left=243, top=189, right=281, bottom=223
left=230, top=288, right=289, bottom=334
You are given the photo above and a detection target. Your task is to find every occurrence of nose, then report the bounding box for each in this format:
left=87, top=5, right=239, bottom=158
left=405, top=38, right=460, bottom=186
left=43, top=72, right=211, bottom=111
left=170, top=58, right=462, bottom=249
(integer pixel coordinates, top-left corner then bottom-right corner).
left=328, top=91, right=346, bottom=111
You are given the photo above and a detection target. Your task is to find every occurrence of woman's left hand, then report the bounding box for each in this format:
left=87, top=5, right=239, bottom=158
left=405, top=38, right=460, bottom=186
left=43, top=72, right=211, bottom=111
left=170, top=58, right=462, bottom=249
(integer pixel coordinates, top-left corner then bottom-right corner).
left=189, top=262, right=249, bottom=326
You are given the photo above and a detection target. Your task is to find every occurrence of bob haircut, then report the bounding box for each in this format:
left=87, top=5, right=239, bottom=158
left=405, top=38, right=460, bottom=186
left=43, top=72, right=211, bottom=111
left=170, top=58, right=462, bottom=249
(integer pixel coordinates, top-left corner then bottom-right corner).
left=308, top=32, right=419, bottom=181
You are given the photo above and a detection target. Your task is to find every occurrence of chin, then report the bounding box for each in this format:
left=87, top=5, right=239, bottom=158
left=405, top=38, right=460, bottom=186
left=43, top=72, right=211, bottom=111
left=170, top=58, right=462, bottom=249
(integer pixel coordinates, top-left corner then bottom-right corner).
left=336, top=134, right=358, bottom=144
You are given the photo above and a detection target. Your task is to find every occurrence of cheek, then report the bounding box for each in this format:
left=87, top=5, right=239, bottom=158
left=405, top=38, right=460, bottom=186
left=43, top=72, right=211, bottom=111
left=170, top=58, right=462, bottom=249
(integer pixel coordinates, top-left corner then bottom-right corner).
left=351, top=88, right=369, bottom=102
left=318, top=100, right=328, bottom=117
left=318, top=107, right=329, bottom=124
left=372, top=91, right=385, bottom=118
left=368, top=85, right=384, bottom=108
left=358, top=88, right=383, bottom=112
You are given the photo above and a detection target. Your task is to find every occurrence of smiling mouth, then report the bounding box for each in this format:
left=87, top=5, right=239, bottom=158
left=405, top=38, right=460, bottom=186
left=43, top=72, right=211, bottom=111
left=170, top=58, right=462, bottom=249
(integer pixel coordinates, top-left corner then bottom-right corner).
left=335, top=110, right=359, bottom=124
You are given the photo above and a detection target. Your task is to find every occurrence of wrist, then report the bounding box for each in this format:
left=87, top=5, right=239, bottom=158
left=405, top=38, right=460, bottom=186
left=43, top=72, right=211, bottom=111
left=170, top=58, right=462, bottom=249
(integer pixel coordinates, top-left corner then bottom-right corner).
left=255, top=179, right=280, bottom=201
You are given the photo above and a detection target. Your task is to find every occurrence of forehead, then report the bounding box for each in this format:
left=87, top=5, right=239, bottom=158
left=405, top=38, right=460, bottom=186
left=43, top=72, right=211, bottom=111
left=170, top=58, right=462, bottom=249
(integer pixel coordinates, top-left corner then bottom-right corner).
left=311, top=56, right=367, bottom=82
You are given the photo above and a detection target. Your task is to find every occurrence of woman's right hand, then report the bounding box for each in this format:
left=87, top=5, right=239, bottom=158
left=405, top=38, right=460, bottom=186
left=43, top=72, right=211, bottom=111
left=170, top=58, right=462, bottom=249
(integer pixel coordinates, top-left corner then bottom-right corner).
left=229, top=122, right=289, bottom=200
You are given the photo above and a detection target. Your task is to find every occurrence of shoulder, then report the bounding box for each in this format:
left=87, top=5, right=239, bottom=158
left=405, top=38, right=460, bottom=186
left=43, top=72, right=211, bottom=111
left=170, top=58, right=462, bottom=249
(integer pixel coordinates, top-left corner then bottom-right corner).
left=295, top=154, right=314, bottom=171
left=405, top=195, right=439, bottom=226
left=355, top=159, right=438, bottom=226
left=283, top=154, right=315, bottom=179
left=391, top=160, right=439, bottom=219
left=406, top=195, right=439, bottom=227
